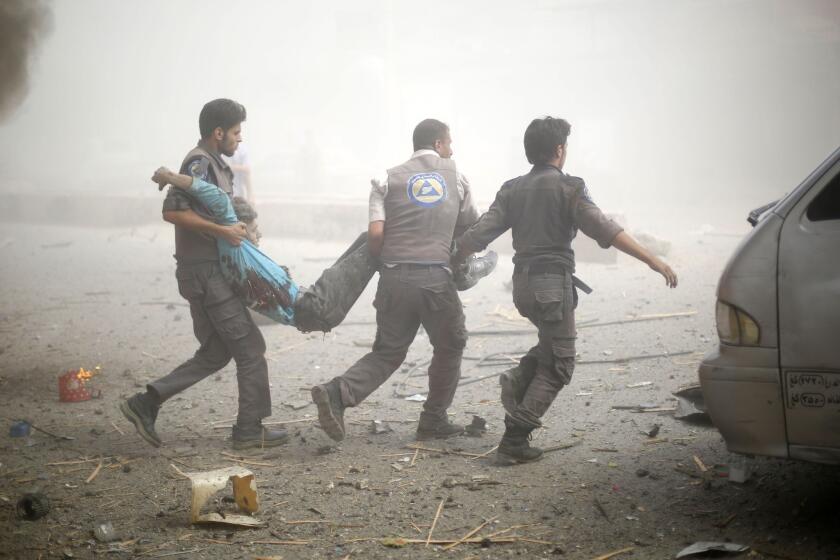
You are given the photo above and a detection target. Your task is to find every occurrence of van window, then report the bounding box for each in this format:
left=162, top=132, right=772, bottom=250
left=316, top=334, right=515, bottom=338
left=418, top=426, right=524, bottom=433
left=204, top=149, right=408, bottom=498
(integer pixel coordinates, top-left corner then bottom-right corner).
left=807, top=171, right=840, bottom=221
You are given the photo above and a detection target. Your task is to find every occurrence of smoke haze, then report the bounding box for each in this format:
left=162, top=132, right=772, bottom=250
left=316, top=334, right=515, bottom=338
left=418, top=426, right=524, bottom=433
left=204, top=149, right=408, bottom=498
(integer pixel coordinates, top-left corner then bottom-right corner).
left=0, top=0, right=838, bottom=230
left=0, top=0, right=52, bottom=122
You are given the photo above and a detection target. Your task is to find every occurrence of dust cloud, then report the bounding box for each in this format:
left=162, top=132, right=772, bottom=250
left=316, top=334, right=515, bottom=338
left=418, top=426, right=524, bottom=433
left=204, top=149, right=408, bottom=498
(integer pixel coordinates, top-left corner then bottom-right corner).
left=0, top=0, right=838, bottom=231
left=0, top=0, right=52, bottom=122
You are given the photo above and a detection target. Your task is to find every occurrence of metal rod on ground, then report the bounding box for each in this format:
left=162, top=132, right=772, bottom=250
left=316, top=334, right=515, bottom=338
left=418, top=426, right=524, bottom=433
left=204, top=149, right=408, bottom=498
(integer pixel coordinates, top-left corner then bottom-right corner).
left=576, top=350, right=694, bottom=364
left=397, top=348, right=694, bottom=397
left=393, top=358, right=433, bottom=397
left=0, top=416, right=75, bottom=441
left=469, top=311, right=696, bottom=336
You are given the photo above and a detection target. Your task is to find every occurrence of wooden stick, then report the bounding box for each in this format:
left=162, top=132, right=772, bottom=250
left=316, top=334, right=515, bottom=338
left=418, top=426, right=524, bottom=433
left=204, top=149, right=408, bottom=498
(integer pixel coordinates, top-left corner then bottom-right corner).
left=249, top=540, right=310, bottom=545
left=212, top=417, right=315, bottom=430
left=169, top=463, right=189, bottom=479
left=693, top=455, right=709, bottom=472
left=409, top=448, right=420, bottom=467
left=442, top=515, right=498, bottom=551
left=516, top=537, right=556, bottom=545
left=110, top=421, right=125, bottom=435
left=426, top=498, right=446, bottom=547
left=406, top=444, right=482, bottom=458
left=85, top=459, right=103, bottom=484
left=542, top=440, right=583, bottom=453
left=576, top=350, right=694, bottom=365
left=47, top=457, right=110, bottom=466
left=470, top=445, right=499, bottom=461
left=220, top=452, right=275, bottom=467
left=387, top=536, right=522, bottom=545
left=152, top=548, right=208, bottom=558
left=592, top=546, right=635, bottom=560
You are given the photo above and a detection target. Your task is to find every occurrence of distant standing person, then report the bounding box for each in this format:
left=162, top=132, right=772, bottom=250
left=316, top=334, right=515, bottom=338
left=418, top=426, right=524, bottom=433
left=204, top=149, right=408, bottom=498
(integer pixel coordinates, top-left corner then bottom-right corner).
left=120, top=99, right=287, bottom=450
left=223, top=141, right=253, bottom=203
left=454, top=116, right=678, bottom=465
left=311, top=119, right=481, bottom=442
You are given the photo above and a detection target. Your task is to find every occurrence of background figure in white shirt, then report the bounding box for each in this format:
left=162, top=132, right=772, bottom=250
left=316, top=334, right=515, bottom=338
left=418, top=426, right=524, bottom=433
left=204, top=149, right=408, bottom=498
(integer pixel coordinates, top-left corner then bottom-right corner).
left=223, top=141, right=253, bottom=203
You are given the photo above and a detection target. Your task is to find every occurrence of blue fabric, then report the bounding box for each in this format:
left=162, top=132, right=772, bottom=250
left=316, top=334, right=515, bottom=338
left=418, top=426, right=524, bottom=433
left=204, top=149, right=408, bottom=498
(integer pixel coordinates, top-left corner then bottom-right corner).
left=187, top=177, right=299, bottom=325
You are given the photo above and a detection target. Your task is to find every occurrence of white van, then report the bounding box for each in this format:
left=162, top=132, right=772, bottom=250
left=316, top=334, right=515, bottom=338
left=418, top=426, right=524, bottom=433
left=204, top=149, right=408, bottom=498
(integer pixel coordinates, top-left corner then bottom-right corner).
left=699, top=146, right=840, bottom=465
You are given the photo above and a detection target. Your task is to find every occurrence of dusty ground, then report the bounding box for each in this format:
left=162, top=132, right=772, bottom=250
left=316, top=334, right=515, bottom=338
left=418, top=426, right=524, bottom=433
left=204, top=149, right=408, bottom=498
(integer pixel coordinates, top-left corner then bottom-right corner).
left=1, top=223, right=839, bottom=560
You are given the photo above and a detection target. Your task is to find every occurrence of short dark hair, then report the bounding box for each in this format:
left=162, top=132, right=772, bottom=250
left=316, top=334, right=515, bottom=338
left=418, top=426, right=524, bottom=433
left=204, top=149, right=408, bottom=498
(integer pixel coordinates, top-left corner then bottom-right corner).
left=232, top=196, right=257, bottom=223
left=523, top=117, right=571, bottom=165
left=199, top=99, right=247, bottom=139
left=412, top=118, right=449, bottom=151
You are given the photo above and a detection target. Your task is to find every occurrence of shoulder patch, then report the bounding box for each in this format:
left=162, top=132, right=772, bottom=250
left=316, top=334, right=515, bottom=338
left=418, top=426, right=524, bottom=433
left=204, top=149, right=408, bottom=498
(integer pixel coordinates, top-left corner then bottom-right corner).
left=580, top=183, right=594, bottom=204
left=566, top=175, right=594, bottom=204
left=185, top=157, right=210, bottom=181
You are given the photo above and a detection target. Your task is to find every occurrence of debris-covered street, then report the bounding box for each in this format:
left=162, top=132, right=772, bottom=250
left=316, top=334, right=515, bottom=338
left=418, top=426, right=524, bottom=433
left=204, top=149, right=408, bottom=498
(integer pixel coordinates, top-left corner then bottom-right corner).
left=2, top=223, right=839, bottom=560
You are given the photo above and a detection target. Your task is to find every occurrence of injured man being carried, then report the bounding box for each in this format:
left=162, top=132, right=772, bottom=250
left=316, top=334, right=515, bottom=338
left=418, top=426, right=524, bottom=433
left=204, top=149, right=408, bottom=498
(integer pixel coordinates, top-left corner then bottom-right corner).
left=152, top=167, right=497, bottom=333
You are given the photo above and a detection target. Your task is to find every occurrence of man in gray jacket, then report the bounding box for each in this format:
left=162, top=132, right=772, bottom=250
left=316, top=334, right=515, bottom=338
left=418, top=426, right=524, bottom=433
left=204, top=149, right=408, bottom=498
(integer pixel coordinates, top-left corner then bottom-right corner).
left=312, top=119, right=479, bottom=442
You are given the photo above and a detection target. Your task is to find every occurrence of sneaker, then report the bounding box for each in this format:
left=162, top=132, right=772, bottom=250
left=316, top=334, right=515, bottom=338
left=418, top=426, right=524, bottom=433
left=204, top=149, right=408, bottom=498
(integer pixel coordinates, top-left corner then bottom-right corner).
left=311, top=381, right=346, bottom=441
left=232, top=424, right=289, bottom=450
left=416, top=415, right=464, bottom=441
left=119, top=393, right=161, bottom=448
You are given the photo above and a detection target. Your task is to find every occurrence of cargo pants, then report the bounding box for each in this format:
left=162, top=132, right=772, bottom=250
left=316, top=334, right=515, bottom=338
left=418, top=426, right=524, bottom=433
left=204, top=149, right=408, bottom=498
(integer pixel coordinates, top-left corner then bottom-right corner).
left=508, top=266, right=577, bottom=429
left=294, top=232, right=377, bottom=333
left=334, top=264, right=468, bottom=421
left=148, top=261, right=271, bottom=426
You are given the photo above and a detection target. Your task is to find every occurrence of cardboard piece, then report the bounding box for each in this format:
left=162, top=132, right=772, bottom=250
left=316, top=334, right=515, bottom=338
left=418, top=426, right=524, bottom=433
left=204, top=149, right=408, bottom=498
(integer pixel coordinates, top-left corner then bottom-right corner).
left=184, top=466, right=264, bottom=527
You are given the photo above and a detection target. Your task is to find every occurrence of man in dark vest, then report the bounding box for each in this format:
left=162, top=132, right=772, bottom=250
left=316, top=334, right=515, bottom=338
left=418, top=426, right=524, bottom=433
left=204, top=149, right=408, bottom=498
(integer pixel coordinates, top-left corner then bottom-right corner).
left=311, top=119, right=479, bottom=441
left=120, top=99, right=287, bottom=450
left=454, top=116, right=678, bottom=465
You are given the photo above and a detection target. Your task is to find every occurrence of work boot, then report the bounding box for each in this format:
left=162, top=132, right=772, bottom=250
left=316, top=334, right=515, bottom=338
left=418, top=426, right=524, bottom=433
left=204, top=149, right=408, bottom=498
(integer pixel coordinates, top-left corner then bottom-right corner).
left=311, top=380, right=346, bottom=441
left=119, top=393, right=162, bottom=448
left=499, top=356, right=537, bottom=414
left=495, top=419, right=543, bottom=466
left=455, top=250, right=499, bottom=291
left=416, top=412, right=464, bottom=440
left=232, top=423, right=289, bottom=450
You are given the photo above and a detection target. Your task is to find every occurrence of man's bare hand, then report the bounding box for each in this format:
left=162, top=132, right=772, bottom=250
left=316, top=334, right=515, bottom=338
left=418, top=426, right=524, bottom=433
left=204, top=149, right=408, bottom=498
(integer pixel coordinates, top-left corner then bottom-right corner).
left=218, top=222, right=248, bottom=247
left=650, top=258, right=678, bottom=288
left=152, top=167, right=175, bottom=191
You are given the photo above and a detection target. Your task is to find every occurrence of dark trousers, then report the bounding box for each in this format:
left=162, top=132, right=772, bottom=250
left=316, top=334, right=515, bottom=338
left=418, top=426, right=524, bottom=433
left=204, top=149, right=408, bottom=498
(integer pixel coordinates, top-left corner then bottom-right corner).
left=148, top=261, right=271, bottom=426
left=509, top=268, right=577, bottom=429
left=334, top=265, right=468, bottom=420
left=294, top=232, right=377, bottom=333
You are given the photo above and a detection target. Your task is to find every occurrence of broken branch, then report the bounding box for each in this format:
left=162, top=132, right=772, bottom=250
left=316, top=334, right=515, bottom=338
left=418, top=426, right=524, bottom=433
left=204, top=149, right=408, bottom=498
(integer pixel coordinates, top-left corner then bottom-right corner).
left=426, top=498, right=446, bottom=547
left=441, top=515, right=498, bottom=551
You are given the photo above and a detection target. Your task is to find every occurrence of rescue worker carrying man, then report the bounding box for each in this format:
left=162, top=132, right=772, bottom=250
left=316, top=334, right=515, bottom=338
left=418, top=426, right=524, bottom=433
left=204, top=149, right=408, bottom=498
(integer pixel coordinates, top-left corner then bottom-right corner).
left=312, top=118, right=481, bottom=441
